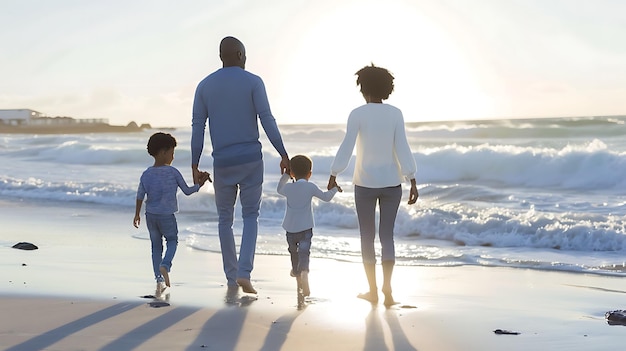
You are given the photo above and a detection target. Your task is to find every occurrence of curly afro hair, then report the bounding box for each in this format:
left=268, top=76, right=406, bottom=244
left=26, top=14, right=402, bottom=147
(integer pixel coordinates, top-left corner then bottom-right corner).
left=355, top=64, right=395, bottom=100
left=147, top=132, right=177, bottom=156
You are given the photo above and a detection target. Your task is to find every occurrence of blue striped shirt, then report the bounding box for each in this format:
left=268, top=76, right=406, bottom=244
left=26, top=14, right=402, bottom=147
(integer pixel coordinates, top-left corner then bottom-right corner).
left=136, top=165, right=200, bottom=215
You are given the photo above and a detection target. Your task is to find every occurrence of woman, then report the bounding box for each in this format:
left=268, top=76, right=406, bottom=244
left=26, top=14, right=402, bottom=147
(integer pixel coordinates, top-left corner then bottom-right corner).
left=328, top=64, right=418, bottom=306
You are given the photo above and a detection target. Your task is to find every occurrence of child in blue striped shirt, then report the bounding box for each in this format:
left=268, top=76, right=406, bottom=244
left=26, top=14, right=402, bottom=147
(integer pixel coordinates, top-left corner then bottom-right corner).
left=134, top=132, right=210, bottom=294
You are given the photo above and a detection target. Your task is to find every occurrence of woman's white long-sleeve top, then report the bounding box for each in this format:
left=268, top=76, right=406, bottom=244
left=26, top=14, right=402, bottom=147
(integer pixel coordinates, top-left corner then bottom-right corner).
left=330, top=103, right=416, bottom=188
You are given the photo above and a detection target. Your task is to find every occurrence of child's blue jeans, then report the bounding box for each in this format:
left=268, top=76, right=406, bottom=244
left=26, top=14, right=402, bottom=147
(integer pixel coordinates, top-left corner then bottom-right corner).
left=146, top=213, right=178, bottom=282
left=286, top=228, right=313, bottom=275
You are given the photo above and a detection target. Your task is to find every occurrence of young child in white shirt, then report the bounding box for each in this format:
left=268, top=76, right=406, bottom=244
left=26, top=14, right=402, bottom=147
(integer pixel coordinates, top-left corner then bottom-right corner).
left=277, top=155, right=341, bottom=296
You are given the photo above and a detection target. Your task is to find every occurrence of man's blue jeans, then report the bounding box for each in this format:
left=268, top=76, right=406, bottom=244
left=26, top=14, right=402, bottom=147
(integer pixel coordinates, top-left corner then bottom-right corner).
left=146, top=213, right=178, bottom=282
left=213, top=159, right=263, bottom=286
left=286, top=228, right=313, bottom=275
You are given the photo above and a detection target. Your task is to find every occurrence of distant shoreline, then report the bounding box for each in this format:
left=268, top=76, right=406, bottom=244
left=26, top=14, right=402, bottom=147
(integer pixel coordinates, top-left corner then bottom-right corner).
left=0, top=122, right=157, bottom=134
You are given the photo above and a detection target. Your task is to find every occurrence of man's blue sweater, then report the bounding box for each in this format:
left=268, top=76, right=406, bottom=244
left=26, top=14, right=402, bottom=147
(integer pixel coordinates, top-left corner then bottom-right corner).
left=191, top=66, right=287, bottom=167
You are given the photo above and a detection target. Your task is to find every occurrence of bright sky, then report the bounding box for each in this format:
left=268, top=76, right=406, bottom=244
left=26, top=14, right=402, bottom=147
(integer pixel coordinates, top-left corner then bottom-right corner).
left=1, top=0, right=625, bottom=127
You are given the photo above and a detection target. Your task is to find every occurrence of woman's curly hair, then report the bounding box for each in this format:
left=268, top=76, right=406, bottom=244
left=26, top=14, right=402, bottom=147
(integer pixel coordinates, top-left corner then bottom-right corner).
left=355, top=64, right=395, bottom=100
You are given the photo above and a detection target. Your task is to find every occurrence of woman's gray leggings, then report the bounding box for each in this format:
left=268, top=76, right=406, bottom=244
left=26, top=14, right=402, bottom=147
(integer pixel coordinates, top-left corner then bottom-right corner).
left=354, top=185, right=402, bottom=264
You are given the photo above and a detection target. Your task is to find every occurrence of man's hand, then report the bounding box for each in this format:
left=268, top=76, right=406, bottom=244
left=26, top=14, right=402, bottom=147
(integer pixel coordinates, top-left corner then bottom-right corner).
left=133, top=215, right=141, bottom=228
left=280, top=155, right=290, bottom=175
left=192, top=165, right=201, bottom=184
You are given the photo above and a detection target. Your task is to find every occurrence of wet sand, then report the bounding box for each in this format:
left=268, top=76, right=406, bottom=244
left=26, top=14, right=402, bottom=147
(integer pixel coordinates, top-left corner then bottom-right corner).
left=1, top=199, right=625, bottom=350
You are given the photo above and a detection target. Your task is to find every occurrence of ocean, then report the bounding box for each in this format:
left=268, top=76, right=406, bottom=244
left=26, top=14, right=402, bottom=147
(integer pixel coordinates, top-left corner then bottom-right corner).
left=2, top=116, right=626, bottom=276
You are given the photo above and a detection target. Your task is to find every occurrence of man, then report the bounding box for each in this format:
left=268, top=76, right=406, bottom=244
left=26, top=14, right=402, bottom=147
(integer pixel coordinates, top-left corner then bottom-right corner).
left=191, top=36, right=289, bottom=294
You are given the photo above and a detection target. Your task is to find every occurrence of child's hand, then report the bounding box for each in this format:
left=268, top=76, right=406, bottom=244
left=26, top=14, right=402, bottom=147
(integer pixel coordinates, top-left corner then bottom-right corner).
left=133, top=215, right=141, bottom=228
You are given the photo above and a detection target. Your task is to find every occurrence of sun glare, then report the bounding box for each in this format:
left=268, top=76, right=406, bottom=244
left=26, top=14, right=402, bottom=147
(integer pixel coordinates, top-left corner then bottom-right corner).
left=272, top=1, right=492, bottom=124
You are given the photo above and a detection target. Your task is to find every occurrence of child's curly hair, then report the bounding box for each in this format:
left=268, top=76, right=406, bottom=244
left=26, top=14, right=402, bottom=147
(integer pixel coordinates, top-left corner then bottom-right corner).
left=147, top=132, right=177, bottom=156
left=355, top=63, right=395, bottom=100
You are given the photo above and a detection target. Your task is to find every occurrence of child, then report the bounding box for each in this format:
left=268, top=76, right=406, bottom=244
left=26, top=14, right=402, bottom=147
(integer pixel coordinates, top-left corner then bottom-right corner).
left=277, top=155, right=341, bottom=296
left=134, top=132, right=210, bottom=294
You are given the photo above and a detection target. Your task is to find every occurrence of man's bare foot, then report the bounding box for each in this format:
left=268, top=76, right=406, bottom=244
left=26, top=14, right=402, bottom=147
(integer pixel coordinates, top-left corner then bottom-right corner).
left=236, top=278, right=257, bottom=294
left=159, top=266, right=170, bottom=287
left=357, top=291, right=378, bottom=304
left=300, top=271, right=310, bottom=297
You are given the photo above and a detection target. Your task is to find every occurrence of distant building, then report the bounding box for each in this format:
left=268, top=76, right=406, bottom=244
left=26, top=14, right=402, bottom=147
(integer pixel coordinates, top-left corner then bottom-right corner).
left=0, top=109, right=108, bottom=126
left=0, top=109, right=42, bottom=125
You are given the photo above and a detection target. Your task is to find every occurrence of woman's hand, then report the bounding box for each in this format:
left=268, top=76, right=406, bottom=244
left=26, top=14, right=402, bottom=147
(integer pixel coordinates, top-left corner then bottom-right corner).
left=408, top=179, right=418, bottom=205
left=327, top=175, right=338, bottom=190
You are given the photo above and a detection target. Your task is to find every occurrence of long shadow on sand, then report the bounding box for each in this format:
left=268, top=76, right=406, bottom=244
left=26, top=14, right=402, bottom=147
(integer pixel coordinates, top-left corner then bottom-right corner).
left=384, top=309, right=418, bottom=351
left=185, top=287, right=257, bottom=351
left=363, top=307, right=418, bottom=351
left=259, top=310, right=304, bottom=351
left=5, top=302, right=141, bottom=351
left=364, top=307, right=389, bottom=351
left=99, top=306, right=200, bottom=351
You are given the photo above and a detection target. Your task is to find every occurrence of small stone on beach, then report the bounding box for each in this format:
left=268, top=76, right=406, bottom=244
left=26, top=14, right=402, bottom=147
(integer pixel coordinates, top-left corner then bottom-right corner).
left=494, top=329, right=520, bottom=335
left=148, top=301, right=170, bottom=308
left=12, top=242, right=38, bottom=250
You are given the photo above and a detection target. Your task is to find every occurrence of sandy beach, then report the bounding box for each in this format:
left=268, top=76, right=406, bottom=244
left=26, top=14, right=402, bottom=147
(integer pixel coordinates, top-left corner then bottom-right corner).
left=2, top=199, right=626, bottom=351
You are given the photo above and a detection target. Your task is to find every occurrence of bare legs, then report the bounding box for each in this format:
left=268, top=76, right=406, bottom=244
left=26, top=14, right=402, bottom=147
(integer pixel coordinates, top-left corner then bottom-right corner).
left=357, top=262, right=379, bottom=303
left=382, top=260, right=398, bottom=306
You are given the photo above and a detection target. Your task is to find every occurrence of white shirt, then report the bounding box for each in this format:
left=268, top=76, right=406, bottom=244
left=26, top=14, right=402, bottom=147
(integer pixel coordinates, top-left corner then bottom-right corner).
left=277, top=173, right=338, bottom=233
left=330, top=103, right=416, bottom=188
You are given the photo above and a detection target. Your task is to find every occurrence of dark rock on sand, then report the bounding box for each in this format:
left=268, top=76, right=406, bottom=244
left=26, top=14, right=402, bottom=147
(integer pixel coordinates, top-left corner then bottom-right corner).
left=12, top=242, right=38, bottom=250
left=148, top=301, right=170, bottom=308
left=606, top=310, right=626, bottom=325
left=493, top=329, right=520, bottom=335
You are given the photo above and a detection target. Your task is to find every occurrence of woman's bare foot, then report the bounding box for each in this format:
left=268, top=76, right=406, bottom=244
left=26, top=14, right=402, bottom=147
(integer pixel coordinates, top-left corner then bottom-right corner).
left=383, top=294, right=398, bottom=307
left=357, top=291, right=379, bottom=304
left=382, top=287, right=398, bottom=307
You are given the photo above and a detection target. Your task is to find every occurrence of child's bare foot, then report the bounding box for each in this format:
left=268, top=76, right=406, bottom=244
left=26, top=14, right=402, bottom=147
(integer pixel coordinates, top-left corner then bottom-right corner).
left=236, top=278, right=257, bottom=294
left=357, top=291, right=378, bottom=304
left=300, top=271, right=310, bottom=297
left=159, top=266, right=170, bottom=287
left=155, top=282, right=167, bottom=296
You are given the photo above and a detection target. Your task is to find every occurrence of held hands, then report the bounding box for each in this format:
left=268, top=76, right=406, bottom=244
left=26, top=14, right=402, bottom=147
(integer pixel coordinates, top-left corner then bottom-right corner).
left=197, top=171, right=211, bottom=186
left=280, top=155, right=290, bottom=175
left=192, top=166, right=212, bottom=185
left=327, top=175, right=343, bottom=192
